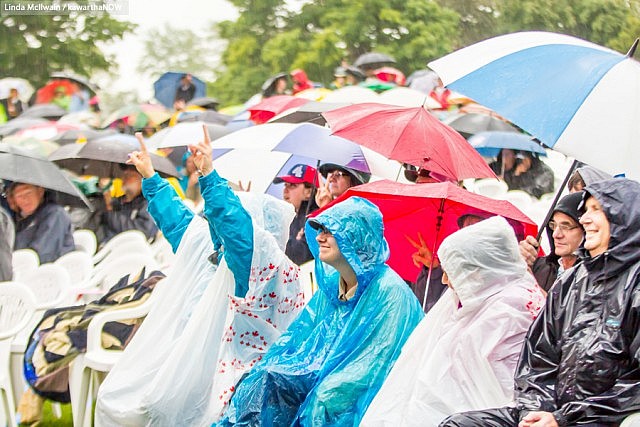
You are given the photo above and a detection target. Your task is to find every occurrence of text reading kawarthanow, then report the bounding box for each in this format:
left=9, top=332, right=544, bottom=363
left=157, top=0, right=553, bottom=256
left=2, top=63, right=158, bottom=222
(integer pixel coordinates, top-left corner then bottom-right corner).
left=1, top=0, right=129, bottom=15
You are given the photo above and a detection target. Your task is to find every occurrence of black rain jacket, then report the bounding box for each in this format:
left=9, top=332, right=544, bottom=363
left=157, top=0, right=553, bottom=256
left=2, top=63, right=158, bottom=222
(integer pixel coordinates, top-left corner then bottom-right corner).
left=515, top=178, right=640, bottom=426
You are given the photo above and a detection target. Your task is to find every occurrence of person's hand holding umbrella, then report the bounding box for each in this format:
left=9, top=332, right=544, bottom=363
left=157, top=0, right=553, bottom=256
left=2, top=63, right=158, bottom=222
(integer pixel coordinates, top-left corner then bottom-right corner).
left=127, top=132, right=157, bottom=178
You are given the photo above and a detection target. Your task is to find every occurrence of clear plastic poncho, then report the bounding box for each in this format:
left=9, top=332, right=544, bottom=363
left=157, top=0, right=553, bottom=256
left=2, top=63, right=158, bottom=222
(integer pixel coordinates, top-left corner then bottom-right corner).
left=96, top=188, right=304, bottom=426
left=217, top=196, right=424, bottom=427
left=361, top=216, right=545, bottom=426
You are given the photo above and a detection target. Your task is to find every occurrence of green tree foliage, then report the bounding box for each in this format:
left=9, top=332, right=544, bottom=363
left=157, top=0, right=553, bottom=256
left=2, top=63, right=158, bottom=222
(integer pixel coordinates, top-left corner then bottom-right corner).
left=211, top=0, right=459, bottom=106
left=136, top=23, right=221, bottom=82
left=0, top=7, right=134, bottom=87
left=211, top=0, right=639, bottom=106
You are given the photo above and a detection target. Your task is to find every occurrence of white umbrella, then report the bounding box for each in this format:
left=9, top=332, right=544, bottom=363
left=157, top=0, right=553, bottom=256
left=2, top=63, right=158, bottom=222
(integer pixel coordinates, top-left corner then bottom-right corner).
left=321, top=86, right=380, bottom=104
left=429, top=31, right=640, bottom=180
left=378, top=87, right=442, bottom=109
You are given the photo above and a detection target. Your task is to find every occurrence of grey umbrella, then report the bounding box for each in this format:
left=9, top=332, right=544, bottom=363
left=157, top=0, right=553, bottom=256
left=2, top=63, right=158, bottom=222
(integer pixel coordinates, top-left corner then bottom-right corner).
left=178, top=110, right=232, bottom=126
left=0, top=144, right=91, bottom=208
left=186, top=97, right=220, bottom=110
left=0, top=117, right=49, bottom=138
left=444, top=113, right=521, bottom=139
left=269, top=101, right=350, bottom=126
left=50, top=72, right=99, bottom=93
left=353, top=52, right=396, bottom=69
left=20, top=104, right=67, bottom=120
left=52, top=129, right=116, bottom=145
left=48, top=138, right=178, bottom=178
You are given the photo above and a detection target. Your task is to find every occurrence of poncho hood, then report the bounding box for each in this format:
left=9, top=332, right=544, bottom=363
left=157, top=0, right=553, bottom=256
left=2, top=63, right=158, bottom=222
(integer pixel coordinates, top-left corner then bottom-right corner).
left=306, top=196, right=389, bottom=305
left=437, top=216, right=528, bottom=313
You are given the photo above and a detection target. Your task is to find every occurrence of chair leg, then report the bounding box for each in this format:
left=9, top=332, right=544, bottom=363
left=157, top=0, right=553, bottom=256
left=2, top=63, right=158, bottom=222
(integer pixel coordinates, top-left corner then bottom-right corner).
left=1, top=386, right=18, bottom=427
left=70, top=356, right=92, bottom=427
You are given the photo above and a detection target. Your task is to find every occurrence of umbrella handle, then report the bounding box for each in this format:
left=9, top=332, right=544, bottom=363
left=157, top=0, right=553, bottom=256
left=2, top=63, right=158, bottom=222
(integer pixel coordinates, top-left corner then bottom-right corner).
left=422, top=199, right=445, bottom=311
left=535, top=158, right=579, bottom=242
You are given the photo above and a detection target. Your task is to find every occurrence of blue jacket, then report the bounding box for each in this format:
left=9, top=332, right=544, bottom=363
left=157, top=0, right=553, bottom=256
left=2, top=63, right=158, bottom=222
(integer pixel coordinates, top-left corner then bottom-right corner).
left=142, top=171, right=253, bottom=297
left=217, top=197, right=424, bottom=426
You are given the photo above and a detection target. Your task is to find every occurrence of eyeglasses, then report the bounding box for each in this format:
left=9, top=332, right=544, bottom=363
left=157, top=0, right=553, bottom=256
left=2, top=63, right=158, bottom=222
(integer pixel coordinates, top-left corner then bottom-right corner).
left=548, top=220, right=581, bottom=232
left=328, top=170, right=349, bottom=178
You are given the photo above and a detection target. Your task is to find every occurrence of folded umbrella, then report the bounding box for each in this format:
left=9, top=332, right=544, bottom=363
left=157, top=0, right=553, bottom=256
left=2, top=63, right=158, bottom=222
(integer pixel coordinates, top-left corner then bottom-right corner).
left=0, top=144, right=91, bottom=208
left=322, top=103, right=497, bottom=181
left=429, top=31, right=640, bottom=180
left=48, top=138, right=178, bottom=178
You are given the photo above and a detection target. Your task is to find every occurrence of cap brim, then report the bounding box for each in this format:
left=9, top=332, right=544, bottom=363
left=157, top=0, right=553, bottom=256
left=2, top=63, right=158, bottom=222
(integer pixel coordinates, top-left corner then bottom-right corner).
left=273, top=176, right=304, bottom=184
left=308, top=219, right=323, bottom=230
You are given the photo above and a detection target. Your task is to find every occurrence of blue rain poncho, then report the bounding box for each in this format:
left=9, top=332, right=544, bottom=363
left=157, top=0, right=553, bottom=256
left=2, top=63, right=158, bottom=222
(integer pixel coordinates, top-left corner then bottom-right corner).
left=217, top=196, right=424, bottom=426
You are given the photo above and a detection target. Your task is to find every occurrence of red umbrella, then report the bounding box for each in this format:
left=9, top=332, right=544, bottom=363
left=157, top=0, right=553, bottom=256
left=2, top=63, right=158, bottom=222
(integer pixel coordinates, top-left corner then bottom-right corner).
left=310, top=180, right=537, bottom=284
left=322, top=103, right=497, bottom=181
left=35, top=79, right=79, bottom=104
left=248, top=95, right=308, bottom=124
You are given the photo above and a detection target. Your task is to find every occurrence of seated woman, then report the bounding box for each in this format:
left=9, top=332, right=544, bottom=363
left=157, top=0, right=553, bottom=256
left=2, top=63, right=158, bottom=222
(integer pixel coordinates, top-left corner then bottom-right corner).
left=361, top=216, right=545, bottom=426
left=216, top=196, right=424, bottom=426
left=96, top=129, right=305, bottom=426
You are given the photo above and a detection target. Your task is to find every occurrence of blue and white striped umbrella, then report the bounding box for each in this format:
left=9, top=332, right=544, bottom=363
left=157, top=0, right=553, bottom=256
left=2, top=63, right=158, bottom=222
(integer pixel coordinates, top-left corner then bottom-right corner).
left=429, top=31, right=640, bottom=181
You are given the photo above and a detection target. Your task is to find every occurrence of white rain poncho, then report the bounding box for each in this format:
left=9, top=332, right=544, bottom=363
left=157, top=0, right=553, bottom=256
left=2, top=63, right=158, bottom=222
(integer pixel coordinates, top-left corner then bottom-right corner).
left=96, top=175, right=305, bottom=427
left=361, top=216, right=545, bottom=427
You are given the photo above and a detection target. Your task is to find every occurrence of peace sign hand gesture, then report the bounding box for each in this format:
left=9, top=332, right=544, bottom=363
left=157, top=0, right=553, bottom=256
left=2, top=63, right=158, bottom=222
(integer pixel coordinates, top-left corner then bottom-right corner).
left=405, top=232, right=440, bottom=269
left=314, top=172, right=333, bottom=208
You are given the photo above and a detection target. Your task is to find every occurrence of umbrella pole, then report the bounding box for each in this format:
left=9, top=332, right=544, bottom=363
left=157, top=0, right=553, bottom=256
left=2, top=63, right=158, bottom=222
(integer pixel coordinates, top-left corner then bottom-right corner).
left=535, top=158, right=578, bottom=242
left=304, top=159, right=321, bottom=217
left=422, top=198, right=445, bottom=311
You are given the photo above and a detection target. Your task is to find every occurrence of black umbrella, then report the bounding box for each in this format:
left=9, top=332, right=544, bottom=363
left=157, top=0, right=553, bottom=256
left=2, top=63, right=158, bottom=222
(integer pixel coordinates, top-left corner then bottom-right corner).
left=50, top=72, right=99, bottom=93
left=186, top=97, right=220, bottom=110
left=0, top=117, right=49, bottom=138
left=52, top=129, right=117, bottom=145
left=178, top=110, right=232, bottom=125
left=353, top=52, right=396, bottom=69
left=48, top=138, right=178, bottom=178
left=269, top=101, right=350, bottom=125
left=0, top=144, right=91, bottom=208
left=444, top=113, right=521, bottom=139
left=20, top=104, right=67, bottom=120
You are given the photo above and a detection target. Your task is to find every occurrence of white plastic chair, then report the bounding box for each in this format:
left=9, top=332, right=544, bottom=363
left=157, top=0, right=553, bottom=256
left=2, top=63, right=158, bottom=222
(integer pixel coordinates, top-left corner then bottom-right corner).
left=92, top=230, right=149, bottom=265
left=0, top=282, right=37, bottom=427
left=622, top=413, right=640, bottom=427
left=69, top=281, right=163, bottom=427
left=11, top=249, right=39, bottom=281
left=298, top=260, right=317, bottom=303
left=501, top=190, right=533, bottom=213
left=18, top=263, right=73, bottom=310
left=473, top=178, right=508, bottom=199
left=73, top=229, right=98, bottom=256
left=54, top=250, right=94, bottom=288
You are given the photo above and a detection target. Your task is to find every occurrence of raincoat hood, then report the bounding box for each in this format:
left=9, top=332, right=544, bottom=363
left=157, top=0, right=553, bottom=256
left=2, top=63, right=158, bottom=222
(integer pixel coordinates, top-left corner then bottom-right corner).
left=581, top=178, right=640, bottom=279
left=236, top=191, right=295, bottom=252
left=575, top=165, right=611, bottom=187
left=290, top=69, right=309, bottom=84
left=437, top=216, right=528, bottom=312
left=306, top=196, right=389, bottom=304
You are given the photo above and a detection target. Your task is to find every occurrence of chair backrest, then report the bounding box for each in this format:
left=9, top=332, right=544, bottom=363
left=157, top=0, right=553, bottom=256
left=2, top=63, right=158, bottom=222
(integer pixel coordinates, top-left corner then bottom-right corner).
left=93, top=230, right=149, bottom=264
left=298, top=260, right=316, bottom=303
left=54, top=250, right=94, bottom=287
left=18, top=263, right=72, bottom=310
left=501, top=190, right=533, bottom=212
left=473, top=178, right=508, bottom=199
left=0, top=282, right=37, bottom=340
left=73, top=229, right=98, bottom=255
left=98, top=254, right=160, bottom=292
left=12, top=248, right=40, bottom=280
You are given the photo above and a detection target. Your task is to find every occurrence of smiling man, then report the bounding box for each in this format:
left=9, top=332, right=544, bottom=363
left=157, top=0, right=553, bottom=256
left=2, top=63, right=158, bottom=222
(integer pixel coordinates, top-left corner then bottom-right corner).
left=441, top=178, right=640, bottom=427
left=529, top=192, right=584, bottom=291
